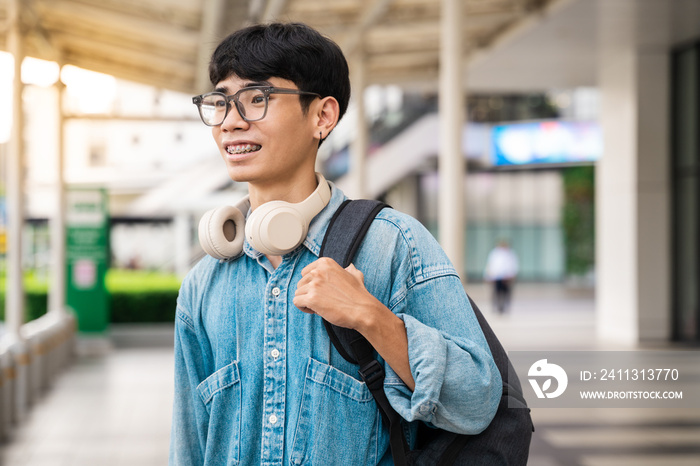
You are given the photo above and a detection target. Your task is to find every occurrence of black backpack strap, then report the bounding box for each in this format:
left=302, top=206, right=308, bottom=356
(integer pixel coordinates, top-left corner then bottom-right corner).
left=319, top=199, right=387, bottom=364
left=320, top=199, right=409, bottom=466
left=468, top=295, right=530, bottom=411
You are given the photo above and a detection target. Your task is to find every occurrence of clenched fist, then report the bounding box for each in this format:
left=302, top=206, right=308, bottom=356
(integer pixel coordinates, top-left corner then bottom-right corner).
left=293, top=257, right=380, bottom=332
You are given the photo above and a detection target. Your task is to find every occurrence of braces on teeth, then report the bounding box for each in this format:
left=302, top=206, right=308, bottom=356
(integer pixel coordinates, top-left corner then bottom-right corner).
left=227, top=144, right=261, bottom=154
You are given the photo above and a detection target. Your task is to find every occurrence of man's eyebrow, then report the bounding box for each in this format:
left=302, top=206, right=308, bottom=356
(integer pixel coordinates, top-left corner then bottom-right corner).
left=215, top=81, right=273, bottom=94
left=243, top=80, right=272, bottom=88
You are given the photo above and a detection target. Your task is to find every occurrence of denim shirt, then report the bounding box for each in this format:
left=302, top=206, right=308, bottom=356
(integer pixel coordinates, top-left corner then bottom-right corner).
left=170, top=183, right=501, bottom=465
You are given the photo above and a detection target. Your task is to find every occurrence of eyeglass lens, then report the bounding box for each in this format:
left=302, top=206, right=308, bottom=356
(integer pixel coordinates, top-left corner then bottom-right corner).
left=199, top=88, right=268, bottom=125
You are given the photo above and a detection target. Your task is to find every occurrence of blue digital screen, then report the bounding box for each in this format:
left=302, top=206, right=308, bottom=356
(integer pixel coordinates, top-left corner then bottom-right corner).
left=491, top=121, right=602, bottom=166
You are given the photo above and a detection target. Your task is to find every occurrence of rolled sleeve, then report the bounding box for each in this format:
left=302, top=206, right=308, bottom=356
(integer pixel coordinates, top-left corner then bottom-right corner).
left=383, top=278, right=502, bottom=435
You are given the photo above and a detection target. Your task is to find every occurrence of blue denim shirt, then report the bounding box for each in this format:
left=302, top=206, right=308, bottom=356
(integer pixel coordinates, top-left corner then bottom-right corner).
left=170, top=183, right=501, bottom=465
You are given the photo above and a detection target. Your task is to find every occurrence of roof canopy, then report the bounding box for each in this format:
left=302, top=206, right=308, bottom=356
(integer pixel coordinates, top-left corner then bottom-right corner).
left=0, top=0, right=562, bottom=94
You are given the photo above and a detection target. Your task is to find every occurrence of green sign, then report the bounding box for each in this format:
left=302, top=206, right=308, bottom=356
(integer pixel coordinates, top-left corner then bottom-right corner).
left=66, top=189, right=110, bottom=333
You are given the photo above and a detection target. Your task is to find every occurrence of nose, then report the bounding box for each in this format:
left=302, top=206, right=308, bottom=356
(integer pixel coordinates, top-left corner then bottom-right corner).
left=220, top=101, right=249, bottom=132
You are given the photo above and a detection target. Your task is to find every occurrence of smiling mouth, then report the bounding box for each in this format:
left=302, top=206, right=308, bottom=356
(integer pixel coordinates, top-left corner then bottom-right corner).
left=226, top=144, right=262, bottom=155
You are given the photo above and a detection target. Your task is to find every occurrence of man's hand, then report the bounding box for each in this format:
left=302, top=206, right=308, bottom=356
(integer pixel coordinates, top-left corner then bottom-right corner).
left=293, top=257, right=379, bottom=332
left=293, top=257, right=415, bottom=390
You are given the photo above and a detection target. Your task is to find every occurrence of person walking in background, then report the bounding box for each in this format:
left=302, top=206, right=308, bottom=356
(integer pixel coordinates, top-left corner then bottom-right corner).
left=484, top=240, right=519, bottom=314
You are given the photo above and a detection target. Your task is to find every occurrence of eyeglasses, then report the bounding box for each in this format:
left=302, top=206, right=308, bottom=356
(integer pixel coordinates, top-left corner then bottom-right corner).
left=192, top=86, right=321, bottom=126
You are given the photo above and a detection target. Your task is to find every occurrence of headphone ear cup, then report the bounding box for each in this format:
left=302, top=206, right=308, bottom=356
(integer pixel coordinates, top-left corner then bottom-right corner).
left=198, top=205, right=246, bottom=260
left=245, top=203, right=307, bottom=256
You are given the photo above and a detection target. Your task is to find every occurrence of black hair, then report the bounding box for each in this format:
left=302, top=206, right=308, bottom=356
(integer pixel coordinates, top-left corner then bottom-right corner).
left=209, top=22, right=351, bottom=122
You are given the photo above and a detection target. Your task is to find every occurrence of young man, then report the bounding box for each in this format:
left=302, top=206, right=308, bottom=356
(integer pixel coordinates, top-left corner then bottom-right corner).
left=170, top=22, right=501, bottom=465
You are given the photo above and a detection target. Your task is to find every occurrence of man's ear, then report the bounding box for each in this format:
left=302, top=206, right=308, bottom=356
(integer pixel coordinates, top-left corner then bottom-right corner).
left=313, top=96, right=340, bottom=141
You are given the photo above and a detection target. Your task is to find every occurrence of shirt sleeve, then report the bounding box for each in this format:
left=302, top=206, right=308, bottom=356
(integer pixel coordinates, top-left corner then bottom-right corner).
left=383, top=274, right=502, bottom=435
left=369, top=213, right=501, bottom=435
left=169, top=277, right=212, bottom=465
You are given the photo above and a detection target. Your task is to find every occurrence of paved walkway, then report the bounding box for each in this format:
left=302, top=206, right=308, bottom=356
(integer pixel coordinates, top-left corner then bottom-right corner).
left=0, top=349, right=173, bottom=466
left=1, top=283, right=698, bottom=465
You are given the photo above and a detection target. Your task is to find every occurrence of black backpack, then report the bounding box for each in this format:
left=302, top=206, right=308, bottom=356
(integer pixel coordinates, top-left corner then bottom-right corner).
left=320, top=199, right=534, bottom=466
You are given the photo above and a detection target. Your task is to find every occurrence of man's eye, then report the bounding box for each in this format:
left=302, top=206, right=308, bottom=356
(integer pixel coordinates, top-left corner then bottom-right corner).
left=251, top=95, right=265, bottom=104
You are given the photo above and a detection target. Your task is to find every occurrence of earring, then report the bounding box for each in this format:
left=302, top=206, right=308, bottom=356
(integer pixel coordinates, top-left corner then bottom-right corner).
left=319, top=131, right=323, bottom=140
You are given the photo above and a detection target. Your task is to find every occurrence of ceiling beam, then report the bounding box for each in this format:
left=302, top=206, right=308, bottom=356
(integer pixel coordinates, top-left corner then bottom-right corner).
left=467, top=0, right=573, bottom=65
left=363, top=21, right=440, bottom=54
left=57, top=0, right=202, bottom=29
left=55, top=33, right=195, bottom=77
left=342, top=0, right=393, bottom=56
left=63, top=54, right=194, bottom=94
left=367, top=50, right=439, bottom=70
left=34, top=0, right=199, bottom=51
left=24, top=0, right=62, bottom=62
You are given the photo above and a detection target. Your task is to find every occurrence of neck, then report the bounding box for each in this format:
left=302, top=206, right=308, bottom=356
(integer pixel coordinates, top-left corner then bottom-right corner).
left=248, top=171, right=319, bottom=210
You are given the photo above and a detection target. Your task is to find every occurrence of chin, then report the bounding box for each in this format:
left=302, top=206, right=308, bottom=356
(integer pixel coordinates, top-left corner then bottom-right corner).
left=225, top=166, right=262, bottom=184
left=226, top=170, right=249, bottom=183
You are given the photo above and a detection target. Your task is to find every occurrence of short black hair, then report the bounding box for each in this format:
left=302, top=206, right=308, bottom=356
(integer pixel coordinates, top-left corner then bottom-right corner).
left=209, top=22, right=351, bottom=121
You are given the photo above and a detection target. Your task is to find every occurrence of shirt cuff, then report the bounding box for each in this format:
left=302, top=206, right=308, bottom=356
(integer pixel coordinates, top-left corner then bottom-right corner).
left=383, top=313, right=447, bottom=424
left=382, top=313, right=502, bottom=434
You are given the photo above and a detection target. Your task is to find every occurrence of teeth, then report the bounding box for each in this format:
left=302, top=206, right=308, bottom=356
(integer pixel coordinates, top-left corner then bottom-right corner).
left=227, top=144, right=261, bottom=155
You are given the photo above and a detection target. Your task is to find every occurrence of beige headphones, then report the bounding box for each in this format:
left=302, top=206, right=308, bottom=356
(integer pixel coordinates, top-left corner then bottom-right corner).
left=198, top=173, right=331, bottom=260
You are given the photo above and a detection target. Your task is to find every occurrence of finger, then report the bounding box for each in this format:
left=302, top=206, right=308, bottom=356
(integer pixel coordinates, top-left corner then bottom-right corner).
left=345, top=263, right=364, bottom=283
left=301, top=257, right=329, bottom=275
left=300, top=260, right=319, bottom=276
left=302, top=257, right=341, bottom=276
left=293, top=295, right=316, bottom=314
left=296, top=273, right=312, bottom=289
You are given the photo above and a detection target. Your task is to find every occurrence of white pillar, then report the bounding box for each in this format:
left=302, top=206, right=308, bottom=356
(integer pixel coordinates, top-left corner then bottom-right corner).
left=349, top=53, right=368, bottom=199
left=596, top=0, right=671, bottom=345
left=6, top=0, right=25, bottom=338
left=439, top=0, right=465, bottom=277
left=49, top=79, right=67, bottom=316
left=6, top=0, right=29, bottom=424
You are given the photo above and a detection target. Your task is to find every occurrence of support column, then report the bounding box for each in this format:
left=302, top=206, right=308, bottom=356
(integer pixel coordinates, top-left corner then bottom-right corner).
left=439, top=0, right=465, bottom=277
left=49, top=78, right=67, bottom=316
left=6, top=0, right=29, bottom=424
left=349, top=53, right=368, bottom=199
left=596, top=0, right=671, bottom=344
left=6, top=0, right=26, bottom=337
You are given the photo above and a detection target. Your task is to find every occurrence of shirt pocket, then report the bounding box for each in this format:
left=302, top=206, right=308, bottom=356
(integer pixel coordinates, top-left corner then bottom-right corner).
left=197, top=361, right=242, bottom=465
left=290, top=358, right=387, bottom=465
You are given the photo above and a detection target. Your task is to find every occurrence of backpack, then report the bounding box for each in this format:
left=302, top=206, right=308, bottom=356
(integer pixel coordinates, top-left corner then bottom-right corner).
left=320, top=199, right=534, bottom=466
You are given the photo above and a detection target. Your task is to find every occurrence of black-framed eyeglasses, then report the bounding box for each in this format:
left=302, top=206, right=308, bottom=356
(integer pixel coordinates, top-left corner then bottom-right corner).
left=192, top=86, right=321, bottom=126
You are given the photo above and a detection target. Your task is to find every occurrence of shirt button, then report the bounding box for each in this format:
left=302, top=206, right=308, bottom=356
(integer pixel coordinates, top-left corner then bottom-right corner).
left=272, top=287, right=281, bottom=296
left=271, top=349, right=280, bottom=359
left=269, top=414, right=278, bottom=424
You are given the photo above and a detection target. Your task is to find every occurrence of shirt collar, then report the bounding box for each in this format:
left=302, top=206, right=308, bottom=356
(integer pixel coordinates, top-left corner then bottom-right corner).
left=303, top=181, right=346, bottom=257
left=242, top=180, right=346, bottom=260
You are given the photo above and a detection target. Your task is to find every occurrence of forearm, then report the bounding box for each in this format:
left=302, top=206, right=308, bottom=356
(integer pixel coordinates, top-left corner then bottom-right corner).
left=356, top=300, right=415, bottom=391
